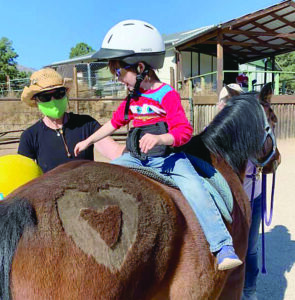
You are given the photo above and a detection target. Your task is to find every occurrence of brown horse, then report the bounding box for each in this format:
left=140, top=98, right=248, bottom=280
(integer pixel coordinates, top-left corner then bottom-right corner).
left=0, top=94, right=280, bottom=300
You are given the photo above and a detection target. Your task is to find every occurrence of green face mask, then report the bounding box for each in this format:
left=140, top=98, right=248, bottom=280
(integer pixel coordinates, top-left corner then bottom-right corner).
left=37, top=97, right=68, bottom=119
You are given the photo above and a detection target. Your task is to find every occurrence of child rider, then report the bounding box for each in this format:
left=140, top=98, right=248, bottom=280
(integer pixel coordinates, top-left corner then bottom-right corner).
left=74, top=19, right=242, bottom=271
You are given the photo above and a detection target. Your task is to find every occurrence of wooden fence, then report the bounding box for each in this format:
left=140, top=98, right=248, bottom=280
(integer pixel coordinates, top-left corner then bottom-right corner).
left=192, top=99, right=295, bottom=139
left=0, top=97, right=295, bottom=146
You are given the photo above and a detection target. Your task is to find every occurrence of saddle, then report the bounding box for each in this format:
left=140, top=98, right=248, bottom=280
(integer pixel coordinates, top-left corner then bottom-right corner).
left=127, top=154, right=234, bottom=223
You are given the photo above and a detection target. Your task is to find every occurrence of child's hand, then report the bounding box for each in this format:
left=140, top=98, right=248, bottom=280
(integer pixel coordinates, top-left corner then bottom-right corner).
left=74, top=140, right=90, bottom=157
left=139, top=134, right=161, bottom=154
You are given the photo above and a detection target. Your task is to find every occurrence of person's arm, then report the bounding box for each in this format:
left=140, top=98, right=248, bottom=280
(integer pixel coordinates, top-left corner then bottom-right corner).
left=74, top=120, right=116, bottom=157
left=139, top=90, right=193, bottom=154
left=18, top=130, right=36, bottom=160
left=94, top=137, right=125, bottom=160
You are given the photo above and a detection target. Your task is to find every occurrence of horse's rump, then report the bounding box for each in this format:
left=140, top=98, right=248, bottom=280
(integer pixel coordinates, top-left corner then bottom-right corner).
left=1, top=160, right=241, bottom=299
left=4, top=162, right=186, bottom=299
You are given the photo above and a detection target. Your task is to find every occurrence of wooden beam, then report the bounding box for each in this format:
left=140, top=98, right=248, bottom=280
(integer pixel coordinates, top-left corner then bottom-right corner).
left=223, top=29, right=295, bottom=39
left=223, top=1, right=291, bottom=30
left=225, top=9, right=295, bottom=43
left=252, top=20, right=295, bottom=46
left=192, top=95, right=218, bottom=105
left=270, top=12, right=295, bottom=28
left=202, top=40, right=294, bottom=50
left=217, top=31, right=224, bottom=96
left=271, top=95, right=295, bottom=104
left=177, top=30, right=218, bottom=50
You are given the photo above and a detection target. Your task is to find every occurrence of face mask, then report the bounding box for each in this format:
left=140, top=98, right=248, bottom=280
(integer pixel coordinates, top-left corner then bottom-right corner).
left=37, top=97, right=68, bottom=119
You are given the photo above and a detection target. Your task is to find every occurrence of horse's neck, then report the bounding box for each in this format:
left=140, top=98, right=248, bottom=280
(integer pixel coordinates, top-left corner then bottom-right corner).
left=183, top=134, right=212, bottom=164
left=185, top=134, right=247, bottom=182
left=184, top=135, right=250, bottom=221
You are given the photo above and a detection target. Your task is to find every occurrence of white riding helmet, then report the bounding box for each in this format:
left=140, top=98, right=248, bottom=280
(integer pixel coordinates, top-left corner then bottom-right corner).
left=93, top=19, right=165, bottom=69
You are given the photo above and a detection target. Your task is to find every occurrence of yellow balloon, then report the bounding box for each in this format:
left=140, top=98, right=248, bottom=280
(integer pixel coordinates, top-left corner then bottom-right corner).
left=0, top=154, right=43, bottom=197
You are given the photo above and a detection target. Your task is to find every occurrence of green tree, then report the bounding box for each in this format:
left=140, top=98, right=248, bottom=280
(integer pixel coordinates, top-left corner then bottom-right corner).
left=0, top=37, right=18, bottom=82
left=69, top=42, right=95, bottom=58
left=17, top=70, right=31, bottom=78
left=276, top=51, right=295, bottom=92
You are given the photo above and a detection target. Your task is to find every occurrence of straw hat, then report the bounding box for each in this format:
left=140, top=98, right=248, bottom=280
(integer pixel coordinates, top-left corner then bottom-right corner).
left=21, top=68, right=72, bottom=107
left=218, top=83, right=244, bottom=102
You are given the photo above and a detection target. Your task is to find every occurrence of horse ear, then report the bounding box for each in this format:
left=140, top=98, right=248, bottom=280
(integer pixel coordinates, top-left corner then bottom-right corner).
left=225, top=85, right=241, bottom=98
left=260, top=82, right=273, bottom=104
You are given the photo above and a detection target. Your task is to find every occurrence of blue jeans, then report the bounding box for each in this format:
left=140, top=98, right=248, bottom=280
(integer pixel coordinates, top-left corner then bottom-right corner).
left=111, top=152, right=233, bottom=252
left=243, top=194, right=262, bottom=296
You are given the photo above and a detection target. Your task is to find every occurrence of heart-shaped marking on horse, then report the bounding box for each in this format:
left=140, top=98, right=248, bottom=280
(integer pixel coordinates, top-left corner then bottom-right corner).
left=80, top=205, right=122, bottom=248
left=57, top=188, right=139, bottom=272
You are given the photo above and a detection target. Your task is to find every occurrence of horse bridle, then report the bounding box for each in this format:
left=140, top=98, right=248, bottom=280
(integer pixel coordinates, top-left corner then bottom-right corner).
left=250, top=104, right=277, bottom=168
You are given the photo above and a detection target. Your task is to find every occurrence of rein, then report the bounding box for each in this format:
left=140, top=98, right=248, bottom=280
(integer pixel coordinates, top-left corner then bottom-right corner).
left=249, top=104, right=277, bottom=274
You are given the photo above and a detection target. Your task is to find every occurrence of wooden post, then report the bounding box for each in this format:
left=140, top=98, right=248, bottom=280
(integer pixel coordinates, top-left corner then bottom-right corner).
left=188, top=79, right=193, bottom=99
left=178, top=52, right=184, bottom=86
left=217, top=31, right=224, bottom=97
left=73, top=66, right=79, bottom=113
left=282, top=80, right=286, bottom=95
left=271, top=56, right=275, bottom=84
left=274, top=73, right=280, bottom=95
left=175, top=51, right=180, bottom=91
left=188, top=79, right=194, bottom=132
left=201, top=77, right=205, bottom=95
left=170, top=67, right=175, bottom=88
left=6, top=75, right=11, bottom=93
left=264, top=58, right=268, bottom=84
left=73, top=66, right=78, bottom=98
left=248, top=72, right=253, bottom=92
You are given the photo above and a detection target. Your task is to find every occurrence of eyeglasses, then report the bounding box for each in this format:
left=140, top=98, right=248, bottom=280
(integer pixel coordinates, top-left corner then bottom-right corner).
left=34, top=88, right=67, bottom=103
left=115, top=65, right=134, bottom=77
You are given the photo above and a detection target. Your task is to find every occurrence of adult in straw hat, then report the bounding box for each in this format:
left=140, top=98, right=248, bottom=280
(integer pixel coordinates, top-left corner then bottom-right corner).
left=18, top=68, right=124, bottom=173
left=217, top=83, right=244, bottom=110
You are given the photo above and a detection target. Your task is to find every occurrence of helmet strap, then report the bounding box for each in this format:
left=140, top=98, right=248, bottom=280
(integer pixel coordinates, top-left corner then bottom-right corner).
left=124, top=67, right=150, bottom=120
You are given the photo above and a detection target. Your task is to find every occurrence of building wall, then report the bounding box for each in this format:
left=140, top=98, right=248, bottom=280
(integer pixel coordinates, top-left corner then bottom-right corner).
left=157, top=47, right=176, bottom=85
left=157, top=49, right=218, bottom=86
left=239, top=63, right=273, bottom=87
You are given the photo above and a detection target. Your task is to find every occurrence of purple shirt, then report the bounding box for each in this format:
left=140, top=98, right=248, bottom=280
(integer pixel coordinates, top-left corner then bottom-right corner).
left=243, top=161, right=262, bottom=200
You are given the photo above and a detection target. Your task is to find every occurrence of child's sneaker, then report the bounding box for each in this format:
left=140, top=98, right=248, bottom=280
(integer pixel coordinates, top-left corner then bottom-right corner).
left=216, top=245, right=243, bottom=271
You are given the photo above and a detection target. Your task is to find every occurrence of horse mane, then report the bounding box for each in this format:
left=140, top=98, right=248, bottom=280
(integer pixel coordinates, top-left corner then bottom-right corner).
left=201, top=94, right=265, bottom=173
left=0, top=198, right=37, bottom=299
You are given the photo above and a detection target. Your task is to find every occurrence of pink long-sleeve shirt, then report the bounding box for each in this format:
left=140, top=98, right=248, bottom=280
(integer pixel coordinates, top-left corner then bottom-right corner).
left=111, top=83, right=193, bottom=147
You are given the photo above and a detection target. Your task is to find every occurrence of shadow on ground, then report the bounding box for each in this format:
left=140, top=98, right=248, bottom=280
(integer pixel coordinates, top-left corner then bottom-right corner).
left=257, top=225, right=295, bottom=300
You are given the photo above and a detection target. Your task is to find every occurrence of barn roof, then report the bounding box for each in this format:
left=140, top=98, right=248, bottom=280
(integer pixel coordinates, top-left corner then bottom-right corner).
left=174, top=0, right=295, bottom=63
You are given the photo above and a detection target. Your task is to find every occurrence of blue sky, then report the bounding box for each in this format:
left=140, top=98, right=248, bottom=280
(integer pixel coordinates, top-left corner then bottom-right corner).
left=0, top=0, right=281, bottom=69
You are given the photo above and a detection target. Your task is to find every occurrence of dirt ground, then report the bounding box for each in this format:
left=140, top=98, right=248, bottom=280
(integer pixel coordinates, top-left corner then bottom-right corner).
left=256, top=138, right=295, bottom=300
left=1, top=139, right=295, bottom=299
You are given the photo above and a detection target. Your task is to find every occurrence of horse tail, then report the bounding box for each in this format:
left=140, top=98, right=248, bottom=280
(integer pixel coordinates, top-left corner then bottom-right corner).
left=0, top=197, right=37, bottom=300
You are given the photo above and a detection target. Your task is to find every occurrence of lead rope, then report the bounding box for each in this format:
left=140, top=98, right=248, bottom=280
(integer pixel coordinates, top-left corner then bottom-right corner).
left=247, top=167, right=276, bottom=274
left=261, top=172, right=276, bottom=273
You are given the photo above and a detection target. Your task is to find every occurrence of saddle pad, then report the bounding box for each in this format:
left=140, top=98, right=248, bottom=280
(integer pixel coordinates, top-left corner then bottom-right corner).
left=127, top=154, right=233, bottom=224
